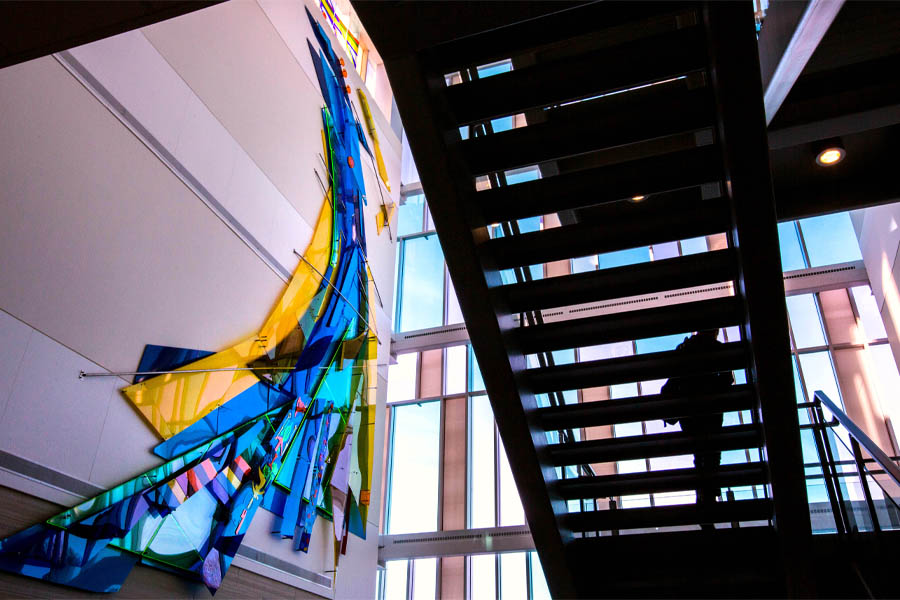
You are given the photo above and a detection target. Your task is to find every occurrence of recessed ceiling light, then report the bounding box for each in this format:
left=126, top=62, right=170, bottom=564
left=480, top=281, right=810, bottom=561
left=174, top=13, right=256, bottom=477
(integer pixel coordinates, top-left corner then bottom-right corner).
left=814, top=138, right=846, bottom=167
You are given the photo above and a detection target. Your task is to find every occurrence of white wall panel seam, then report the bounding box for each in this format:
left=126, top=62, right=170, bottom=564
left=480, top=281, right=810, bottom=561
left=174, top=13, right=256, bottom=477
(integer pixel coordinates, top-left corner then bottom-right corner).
left=53, top=49, right=295, bottom=282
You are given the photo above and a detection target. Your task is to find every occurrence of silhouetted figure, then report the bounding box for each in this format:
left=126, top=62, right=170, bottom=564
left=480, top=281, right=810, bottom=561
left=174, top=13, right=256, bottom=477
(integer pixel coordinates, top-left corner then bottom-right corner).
left=661, top=329, right=734, bottom=529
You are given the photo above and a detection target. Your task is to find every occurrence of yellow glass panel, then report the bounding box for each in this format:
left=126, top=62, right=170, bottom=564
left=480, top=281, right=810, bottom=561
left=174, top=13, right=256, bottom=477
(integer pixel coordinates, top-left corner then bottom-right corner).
left=122, top=196, right=334, bottom=439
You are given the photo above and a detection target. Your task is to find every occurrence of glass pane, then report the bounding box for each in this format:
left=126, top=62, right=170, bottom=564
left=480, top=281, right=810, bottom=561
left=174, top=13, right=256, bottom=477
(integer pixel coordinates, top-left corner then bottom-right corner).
left=786, top=294, right=826, bottom=348
left=446, top=274, right=464, bottom=325
left=499, top=438, right=525, bottom=526
left=412, top=558, right=437, bottom=600
left=777, top=221, right=807, bottom=271
left=469, top=345, right=486, bottom=392
left=499, top=553, right=527, bottom=600
left=384, top=560, right=408, bottom=600
left=680, top=236, right=708, bottom=255
left=580, top=340, right=633, bottom=362
left=477, top=59, right=512, bottom=78
left=388, top=402, right=441, bottom=533
left=398, top=192, right=425, bottom=237
left=597, top=246, right=651, bottom=270
left=445, top=345, right=467, bottom=395
left=851, top=285, right=888, bottom=340
left=399, top=235, right=445, bottom=331
left=469, top=554, right=497, bottom=600
left=470, top=555, right=496, bottom=600
left=652, top=241, right=679, bottom=260
left=530, top=552, right=551, bottom=600
left=388, top=352, right=418, bottom=403
left=572, top=255, right=596, bottom=273
left=799, top=212, right=862, bottom=267
left=635, top=333, right=686, bottom=355
left=793, top=356, right=806, bottom=404
left=504, top=166, right=541, bottom=185
left=798, top=351, right=843, bottom=409
left=470, top=395, right=496, bottom=528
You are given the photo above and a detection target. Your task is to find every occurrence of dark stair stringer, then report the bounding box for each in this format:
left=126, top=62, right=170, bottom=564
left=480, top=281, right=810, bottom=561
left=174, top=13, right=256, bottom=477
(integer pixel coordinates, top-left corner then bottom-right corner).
left=355, top=2, right=811, bottom=597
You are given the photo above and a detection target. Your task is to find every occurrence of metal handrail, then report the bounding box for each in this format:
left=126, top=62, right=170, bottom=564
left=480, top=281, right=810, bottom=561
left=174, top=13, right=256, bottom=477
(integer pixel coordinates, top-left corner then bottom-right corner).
left=813, top=391, right=900, bottom=487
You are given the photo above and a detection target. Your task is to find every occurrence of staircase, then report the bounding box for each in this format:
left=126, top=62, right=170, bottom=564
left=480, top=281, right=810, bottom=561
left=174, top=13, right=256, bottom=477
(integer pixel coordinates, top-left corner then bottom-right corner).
left=355, top=2, right=810, bottom=596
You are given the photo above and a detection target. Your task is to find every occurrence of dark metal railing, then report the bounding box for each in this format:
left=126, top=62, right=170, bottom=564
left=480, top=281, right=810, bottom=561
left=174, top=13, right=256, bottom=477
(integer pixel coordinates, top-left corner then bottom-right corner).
left=809, top=391, right=900, bottom=534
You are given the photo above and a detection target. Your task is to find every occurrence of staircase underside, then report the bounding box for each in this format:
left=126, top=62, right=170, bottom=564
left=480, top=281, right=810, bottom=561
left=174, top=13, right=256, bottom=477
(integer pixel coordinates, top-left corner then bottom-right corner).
left=355, top=2, right=813, bottom=596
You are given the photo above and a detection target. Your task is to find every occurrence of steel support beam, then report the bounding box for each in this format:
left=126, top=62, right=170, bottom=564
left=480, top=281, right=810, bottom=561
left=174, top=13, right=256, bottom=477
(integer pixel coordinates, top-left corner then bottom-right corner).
left=377, top=51, right=577, bottom=598
left=0, top=1, right=222, bottom=70
left=705, top=2, right=814, bottom=595
left=758, top=0, right=845, bottom=124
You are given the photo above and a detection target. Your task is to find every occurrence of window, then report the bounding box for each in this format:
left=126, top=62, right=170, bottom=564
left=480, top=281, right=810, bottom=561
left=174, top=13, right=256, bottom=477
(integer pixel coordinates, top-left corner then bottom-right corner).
left=468, top=551, right=549, bottom=600
left=387, top=401, right=441, bottom=534
left=777, top=211, right=862, bottom=272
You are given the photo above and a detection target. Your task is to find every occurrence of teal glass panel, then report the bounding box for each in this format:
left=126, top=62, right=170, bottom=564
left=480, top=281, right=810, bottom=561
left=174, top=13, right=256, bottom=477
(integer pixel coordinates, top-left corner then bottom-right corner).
left=777, top=221, right=807, bottom=271
left=798, top=212, right=862, bottom=267
left=398, top=234, right=445, bottom=331
left=398, top=192, right=425, bottom=237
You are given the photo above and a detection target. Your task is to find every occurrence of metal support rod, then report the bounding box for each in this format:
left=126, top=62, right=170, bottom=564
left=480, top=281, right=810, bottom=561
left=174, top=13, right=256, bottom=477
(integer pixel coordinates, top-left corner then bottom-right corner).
left=811, top=402, right=848, bottom=534
left=851, top=437, right=882, bottom=533
left=292, top=249, right=377, bottom=336
left=79, top=366, right=297, bottom=379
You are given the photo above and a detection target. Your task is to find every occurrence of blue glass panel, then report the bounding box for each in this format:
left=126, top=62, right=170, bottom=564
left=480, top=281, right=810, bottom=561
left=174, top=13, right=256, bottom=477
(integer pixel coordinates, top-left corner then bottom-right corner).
left=597, top=246, right=650, bottom=270
left=398, top=235, right=445, bottom=331
left=777, top=221, right=807, bottom=271
left=798, top=212, right=862, bottom=267
left=398, top=193, right=425, bottom=237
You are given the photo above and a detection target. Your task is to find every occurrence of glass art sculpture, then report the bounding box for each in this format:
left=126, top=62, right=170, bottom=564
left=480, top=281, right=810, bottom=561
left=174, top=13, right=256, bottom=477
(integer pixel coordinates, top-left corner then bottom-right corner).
left=0, top=10, right=378, bottom=594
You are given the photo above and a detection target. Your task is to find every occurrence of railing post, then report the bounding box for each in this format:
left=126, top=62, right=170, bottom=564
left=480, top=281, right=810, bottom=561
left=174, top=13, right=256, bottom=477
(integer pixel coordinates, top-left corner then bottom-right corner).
left=851, top=437, right=882, bottom=533
left=811, top=401, right=848, bottom=534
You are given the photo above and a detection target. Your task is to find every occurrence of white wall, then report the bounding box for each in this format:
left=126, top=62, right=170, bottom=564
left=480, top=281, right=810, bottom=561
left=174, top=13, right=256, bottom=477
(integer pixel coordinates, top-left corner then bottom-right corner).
left=0, top=0, right=399, bottom=596
left=854, top=204, right=900, bottom=368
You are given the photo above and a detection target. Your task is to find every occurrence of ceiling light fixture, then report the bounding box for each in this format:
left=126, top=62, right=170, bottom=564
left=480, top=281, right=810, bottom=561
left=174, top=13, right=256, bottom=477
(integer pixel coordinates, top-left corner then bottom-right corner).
left=814, top=138, right=846, bottom=167
left=630, top=195, right=646, bottom=202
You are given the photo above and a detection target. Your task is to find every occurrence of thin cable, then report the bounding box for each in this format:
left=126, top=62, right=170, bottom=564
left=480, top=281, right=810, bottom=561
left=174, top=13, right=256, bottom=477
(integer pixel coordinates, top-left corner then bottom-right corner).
left=292, top=249, right=378, bottom=336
